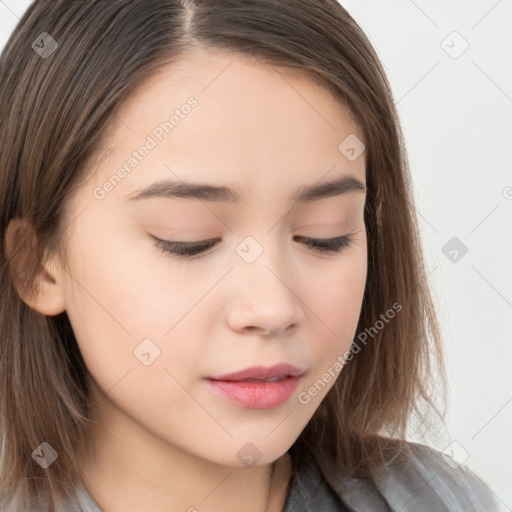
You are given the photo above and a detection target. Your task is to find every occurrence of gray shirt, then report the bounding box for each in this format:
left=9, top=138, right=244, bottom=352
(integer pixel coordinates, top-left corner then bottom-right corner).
left=69, top=442, right=505, bottom=512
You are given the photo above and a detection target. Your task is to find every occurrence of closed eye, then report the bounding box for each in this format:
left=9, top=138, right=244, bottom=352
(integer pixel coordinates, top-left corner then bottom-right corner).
left=151, top=232, right=359, bottom=259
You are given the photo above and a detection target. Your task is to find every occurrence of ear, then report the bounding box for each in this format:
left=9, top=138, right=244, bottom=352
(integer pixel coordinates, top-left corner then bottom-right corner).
left=4, top=217, right=66, bottom=316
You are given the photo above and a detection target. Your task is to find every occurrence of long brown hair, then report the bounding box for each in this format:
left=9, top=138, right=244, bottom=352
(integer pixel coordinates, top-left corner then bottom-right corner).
left=0, top=0, right=444, bottom=509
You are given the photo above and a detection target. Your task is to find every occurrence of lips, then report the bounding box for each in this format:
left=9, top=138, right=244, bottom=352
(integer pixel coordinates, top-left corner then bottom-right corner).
left=207, top=363, right=303, bottom=382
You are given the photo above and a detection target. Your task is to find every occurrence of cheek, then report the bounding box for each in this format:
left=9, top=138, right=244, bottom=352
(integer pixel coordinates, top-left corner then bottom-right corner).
left=309, top=242, right=367, bottom=334
left=313, top=274, right=366, bottom=356
left=60, top=232, right=164, bottom=381
left=62, top=256, right=205, bottom=436
left=62, top=222, right=220, bottom=394
left=300, top=245, right=367, bottom=387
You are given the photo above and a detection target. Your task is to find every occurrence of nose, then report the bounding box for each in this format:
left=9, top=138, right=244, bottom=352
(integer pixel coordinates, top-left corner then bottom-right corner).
left=225, top=243, right=305, bottom=337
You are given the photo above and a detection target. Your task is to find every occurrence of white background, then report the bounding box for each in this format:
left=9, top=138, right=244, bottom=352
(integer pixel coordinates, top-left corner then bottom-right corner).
left=1, top=0, right=511, bottom=508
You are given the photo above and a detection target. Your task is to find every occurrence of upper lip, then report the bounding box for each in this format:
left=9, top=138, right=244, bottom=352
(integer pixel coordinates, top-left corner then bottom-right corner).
left=207, top=363, right=303, bottom=381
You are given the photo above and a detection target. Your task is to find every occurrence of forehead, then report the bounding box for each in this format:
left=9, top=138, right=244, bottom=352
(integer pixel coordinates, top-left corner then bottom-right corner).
left=86, top=47, right=365, bottom=203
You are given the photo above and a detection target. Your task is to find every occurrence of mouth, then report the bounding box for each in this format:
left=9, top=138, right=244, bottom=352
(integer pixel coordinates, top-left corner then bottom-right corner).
left=225, top=375, right=289, bottom=382
left=204, top=363, right=304, bottom=409
left=206, top=363, right=303, bottom=382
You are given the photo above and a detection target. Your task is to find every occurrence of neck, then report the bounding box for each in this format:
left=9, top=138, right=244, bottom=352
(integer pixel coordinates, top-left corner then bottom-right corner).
left=81, top=384, right=292, bottom=512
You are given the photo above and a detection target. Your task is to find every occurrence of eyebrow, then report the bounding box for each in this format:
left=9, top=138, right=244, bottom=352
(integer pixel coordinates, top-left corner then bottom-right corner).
left=126, top=174, right=366, bottom=203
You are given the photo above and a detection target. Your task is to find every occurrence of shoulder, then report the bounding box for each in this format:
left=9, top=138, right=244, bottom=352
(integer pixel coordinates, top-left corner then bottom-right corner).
left=310, top=441, right=507, bottom=512
left=371, top=441, right=506, bottom=511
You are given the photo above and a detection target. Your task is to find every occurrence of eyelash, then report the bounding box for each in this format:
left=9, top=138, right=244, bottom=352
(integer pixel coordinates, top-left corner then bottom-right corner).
left=152, top=233, right=356, bottom=259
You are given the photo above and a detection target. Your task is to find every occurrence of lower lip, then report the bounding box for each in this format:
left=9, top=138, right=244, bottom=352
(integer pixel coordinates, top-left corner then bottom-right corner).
left=204, top=376, right=301, bottom=409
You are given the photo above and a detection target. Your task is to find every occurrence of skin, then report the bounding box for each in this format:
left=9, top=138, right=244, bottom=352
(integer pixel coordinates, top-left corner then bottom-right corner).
left=7, top=46, right=367, bottom=511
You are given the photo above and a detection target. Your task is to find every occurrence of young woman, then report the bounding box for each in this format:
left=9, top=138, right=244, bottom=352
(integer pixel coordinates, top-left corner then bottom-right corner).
left=0, top=1, right=504, bottom=511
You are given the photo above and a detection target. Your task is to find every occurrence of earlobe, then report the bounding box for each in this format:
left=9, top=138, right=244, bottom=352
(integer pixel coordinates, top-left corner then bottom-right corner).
left=4, top=218, right=66, bottom=316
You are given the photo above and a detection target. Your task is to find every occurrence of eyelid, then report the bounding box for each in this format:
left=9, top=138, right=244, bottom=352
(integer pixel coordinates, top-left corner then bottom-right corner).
left=149, top=235, right=220, bottom=257
left=151, top=231, right=360, bottom=259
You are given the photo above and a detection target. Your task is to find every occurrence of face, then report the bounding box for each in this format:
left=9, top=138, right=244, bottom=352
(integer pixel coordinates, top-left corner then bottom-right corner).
left=53, top=46, right=367, bottom=467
